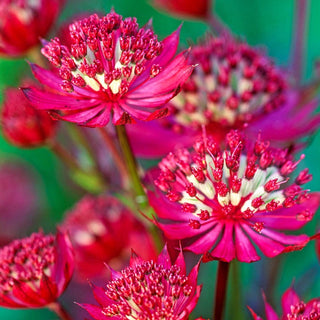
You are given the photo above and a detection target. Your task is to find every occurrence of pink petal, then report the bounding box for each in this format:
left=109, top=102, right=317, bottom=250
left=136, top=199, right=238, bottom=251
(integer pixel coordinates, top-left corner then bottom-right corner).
left=281, top=287, right=300, bottom=316
left=22, top=87, right=100, bottom=110
left=184, top=223, right=223, bottom=254
left=235, top=224, right=260, bottom=262
left=242, top=224, right=285, bottom=258
left=210, top=222, right=236, bottom=262
left=252, top=193, right=320, bottom=230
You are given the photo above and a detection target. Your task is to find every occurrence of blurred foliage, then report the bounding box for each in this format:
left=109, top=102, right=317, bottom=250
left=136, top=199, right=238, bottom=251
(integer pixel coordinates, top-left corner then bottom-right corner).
left=1, top=0, right=320, bottom=319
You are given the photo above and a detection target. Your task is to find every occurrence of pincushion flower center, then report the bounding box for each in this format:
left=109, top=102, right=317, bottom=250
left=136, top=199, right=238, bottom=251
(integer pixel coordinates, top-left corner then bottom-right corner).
left=178, top=154, right=286, bottom=222
left=43, top=14, right=164, bottom=97
left=102, top=261, right=192, bottom=319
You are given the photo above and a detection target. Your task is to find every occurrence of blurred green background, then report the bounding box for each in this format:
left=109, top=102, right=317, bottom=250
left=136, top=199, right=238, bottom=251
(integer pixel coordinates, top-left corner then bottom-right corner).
left=1, top=0, right=320, bottom=319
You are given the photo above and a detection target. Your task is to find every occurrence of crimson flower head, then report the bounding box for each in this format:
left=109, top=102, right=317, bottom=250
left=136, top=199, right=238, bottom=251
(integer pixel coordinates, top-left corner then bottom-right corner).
left=128, top=35, right=320, bottom=158
left=22, top=11, right=193, bottom=126
left=0, top=0, right=64, bottom=57
left=80, top=245, right=201, bottom=320
left=152, top=0, right=210, bottom=20
left=1, top=83, right=57, bottom=148
left=250, top=287, right=320, bottom=320
left=148, top=131, right=320, bottom=262
left=0, top=230, right=74, bottom=308
left=61, top=195, right=157, bottom=280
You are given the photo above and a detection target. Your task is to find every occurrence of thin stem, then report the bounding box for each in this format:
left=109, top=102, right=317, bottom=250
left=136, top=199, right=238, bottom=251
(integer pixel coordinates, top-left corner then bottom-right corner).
left=115, top=125, right=148, bottom=208
left=98, top=127, right=129, bottom=189
left=49, top=139, right=106, bottom=193
left=68, top=124, right=100, bottom=170
left=48, top=302, right=72, bottom=320
left=49, top=140, right=82, bottom=172
left=291, top=0, right=309, bottom=85
left=214, top=261, right=230, bottom=320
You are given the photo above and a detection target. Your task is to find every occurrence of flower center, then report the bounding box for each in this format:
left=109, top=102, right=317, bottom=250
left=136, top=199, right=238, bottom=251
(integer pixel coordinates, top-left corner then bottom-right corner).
left=0, top=232, right=55, bottom=291
left=155, top=132, right=311, bottom=231
left=287, top=301, right=320, bottom=320
left=169, top=36, right=286, bottom=128
left=41, top=13, right=163, bottom=97
left=102, top=261, right=193, bottom=320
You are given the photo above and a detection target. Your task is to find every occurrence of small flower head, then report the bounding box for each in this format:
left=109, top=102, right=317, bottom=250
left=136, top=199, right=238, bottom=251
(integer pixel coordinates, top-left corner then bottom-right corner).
left=1, top=84, right=57, bottom=148
left=128, top=35, right=320, bottom=158
left=152, top=0, right=210, bottom=20
left=170, top=35, right=287, bottom=130
left=23, top=10, right=193, bottom=126
left=250, top=287, right=320, bottom=320
left=0, top=230, right=74, bottom=308
left=80, top=246, right=201, bottom=320
left=0, top=0, right=64, bottom=57
left=149, top=131, right=320, bottom=262
left=61, top=195, right=157, bottom=280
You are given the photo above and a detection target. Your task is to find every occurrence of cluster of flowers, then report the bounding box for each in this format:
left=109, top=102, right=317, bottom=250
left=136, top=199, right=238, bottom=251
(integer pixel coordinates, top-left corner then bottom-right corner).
left=1, top=1, right=320, bottom=320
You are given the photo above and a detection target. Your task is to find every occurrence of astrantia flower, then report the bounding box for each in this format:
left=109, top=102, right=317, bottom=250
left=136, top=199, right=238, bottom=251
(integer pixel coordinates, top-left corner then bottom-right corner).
left=1, top=83, right=57, bottom=148
left=0, top=0, right=64, bottom=57
left=128, top=35, right=320, bottom=158
left=152, top=0, right=210, bottom=20
left=250, top=287, right=320, bottom=320
left=148, top=131, right=320, bottom=262
left=61, top=195, right=157, bottom=280
left=0, top=230, right=74, bottom=308
left=80, top=246, right=201, bottom=320
left=22, top=11, right=193, bottom=126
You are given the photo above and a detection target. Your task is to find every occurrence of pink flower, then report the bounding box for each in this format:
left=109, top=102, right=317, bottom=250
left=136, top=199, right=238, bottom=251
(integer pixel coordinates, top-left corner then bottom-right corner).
left=152, top=0, right=210, bottom=20
left=0, top=0, right=64, bottom=57
left=128, top=36, right=320, bottom=158
left=80, top=245, right=202, bottom=320
left=61, top=195, right=157, bottom=281
left=0, top=230, right=74, bottom=308
left=148, top=131, right=320, bottom=262
left=22, top=11, right=193, bottom=126
left=250, top=287, right=320, bottom=320
left=1, top=82, right=57, bottom=148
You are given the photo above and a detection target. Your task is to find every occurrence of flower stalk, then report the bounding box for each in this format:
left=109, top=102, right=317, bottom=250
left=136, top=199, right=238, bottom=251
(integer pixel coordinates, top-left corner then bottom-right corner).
left=214, top=261, right=230, bottom=320
left=115, top=125, right=148, bottom=210
left=98, top=127, right=129, bottom=189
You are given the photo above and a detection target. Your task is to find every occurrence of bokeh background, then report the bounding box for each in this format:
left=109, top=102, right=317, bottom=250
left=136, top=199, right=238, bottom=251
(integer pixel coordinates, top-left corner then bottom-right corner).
left=1, top=0, right=320, bottom=319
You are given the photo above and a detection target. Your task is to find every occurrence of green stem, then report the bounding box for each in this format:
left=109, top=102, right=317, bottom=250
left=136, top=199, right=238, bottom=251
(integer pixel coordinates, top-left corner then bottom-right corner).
left=68, top=124, right=100, bottom=171
left=49, top=140, right=106, bottom=194
left=115, top=125, right=148, bottom=209
left=48, top=302, right=72, bottom=320
left=214, top=261, right=230, bottom=320
left=98, top=127, right=129, bottom=189
left=49, top=140, right=82, bottom=172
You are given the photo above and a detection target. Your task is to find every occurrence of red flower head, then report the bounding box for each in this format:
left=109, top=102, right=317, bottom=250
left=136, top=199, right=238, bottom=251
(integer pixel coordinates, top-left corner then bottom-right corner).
left=1, top=83, right=57, bottom=148
left=0, top=230, right=74, bottom=308
left=61, top=195, right=157, bottom=281
left=0, top=0, right=65, bottom=57
left=148, top=131, right=320, bottom=262
left=250, top=287, right=320, bottom=320
left=152, top=0, right=210, bottom=20
left=128, top=35, right=320, bottom=158
left=22, top=11, right=193, bottom=126
left=80, top=245, right=202, bottom=320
